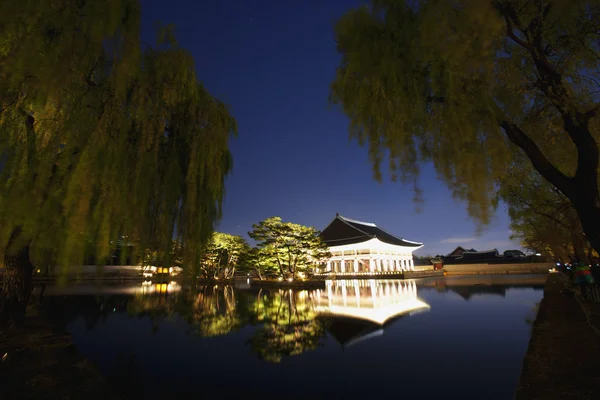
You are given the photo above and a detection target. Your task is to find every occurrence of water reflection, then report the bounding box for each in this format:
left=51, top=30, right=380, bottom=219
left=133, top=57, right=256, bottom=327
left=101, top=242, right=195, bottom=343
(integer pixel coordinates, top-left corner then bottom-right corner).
left=314, top=279, right=430, bottom=349
left=38, top=276, right=545, bottom=399
left=247, top=289, right=325, bottom=363
left=315, top=279, right=430, bottom=324
left=38, top=279, right=433, bottom=364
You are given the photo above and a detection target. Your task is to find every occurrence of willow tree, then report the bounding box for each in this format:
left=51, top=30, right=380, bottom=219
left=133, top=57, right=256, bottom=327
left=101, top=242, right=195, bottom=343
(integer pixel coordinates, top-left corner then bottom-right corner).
left=0, top=0, right=236, bottom=329
left=497, top=154, right=592, bottom=261
left=331, top=1, right=600, bottom=250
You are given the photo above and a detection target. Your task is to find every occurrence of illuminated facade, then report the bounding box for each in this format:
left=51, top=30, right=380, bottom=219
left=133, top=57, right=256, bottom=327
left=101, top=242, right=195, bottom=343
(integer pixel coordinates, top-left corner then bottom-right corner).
left=312, top=279, right=430, bottom=347
left=319, top=214, right=423, bottom=275
left=313, top=279, right=430, bottom=325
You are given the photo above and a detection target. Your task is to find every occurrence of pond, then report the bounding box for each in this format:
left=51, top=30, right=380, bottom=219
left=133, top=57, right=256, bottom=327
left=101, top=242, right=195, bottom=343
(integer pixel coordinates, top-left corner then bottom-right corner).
left=35, top=274, right=546, bottom=399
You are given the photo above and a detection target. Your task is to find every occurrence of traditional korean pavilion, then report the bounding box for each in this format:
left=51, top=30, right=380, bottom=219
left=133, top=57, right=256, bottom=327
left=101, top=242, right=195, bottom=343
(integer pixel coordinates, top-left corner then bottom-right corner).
left=319, top=214, right=424, bottom=274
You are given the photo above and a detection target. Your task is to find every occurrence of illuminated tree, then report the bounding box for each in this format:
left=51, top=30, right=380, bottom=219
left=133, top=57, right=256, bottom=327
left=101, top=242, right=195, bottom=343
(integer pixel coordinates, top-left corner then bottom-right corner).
left=0, top=0, right=235, bottom=329
left=248, top=217, right=330, bottom=279
left=242, top=246, right=279, bottom=280
left=198, top=232, right=249, bottom=279
left=330, top=0, right=600, bottom=251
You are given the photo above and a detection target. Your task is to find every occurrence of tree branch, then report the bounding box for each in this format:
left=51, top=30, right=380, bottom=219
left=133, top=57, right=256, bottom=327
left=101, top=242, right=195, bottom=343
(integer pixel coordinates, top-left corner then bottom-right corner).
left=499, top=119, right=574, bottom=195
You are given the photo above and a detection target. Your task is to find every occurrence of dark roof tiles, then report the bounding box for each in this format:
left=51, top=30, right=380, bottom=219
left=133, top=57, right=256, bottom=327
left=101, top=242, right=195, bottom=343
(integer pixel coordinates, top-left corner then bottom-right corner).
left=320, top=214, right=422, bottom=248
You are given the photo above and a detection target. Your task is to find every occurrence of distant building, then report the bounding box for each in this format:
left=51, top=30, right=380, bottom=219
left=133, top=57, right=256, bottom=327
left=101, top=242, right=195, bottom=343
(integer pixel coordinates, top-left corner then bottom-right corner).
left=447, top=246, right=478, bottom=258
left=319, top=213, right=423, bottom=274
left=441, top=247, right=527, bottom=265
left=443, top=248, right=504, bottom=264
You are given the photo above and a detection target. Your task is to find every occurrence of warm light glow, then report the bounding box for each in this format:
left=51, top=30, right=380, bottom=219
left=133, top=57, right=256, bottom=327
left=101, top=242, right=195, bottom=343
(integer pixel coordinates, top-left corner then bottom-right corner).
left=314, top=279, right=430, bottom=325
left=287, top=278, right=293, bottom=282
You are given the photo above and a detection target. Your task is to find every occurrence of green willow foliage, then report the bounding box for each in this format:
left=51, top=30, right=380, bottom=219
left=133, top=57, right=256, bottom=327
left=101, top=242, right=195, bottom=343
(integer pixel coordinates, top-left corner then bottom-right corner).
left=0, top=0, right=236, bottom=272
left=330, top=0, right=600, bottom=226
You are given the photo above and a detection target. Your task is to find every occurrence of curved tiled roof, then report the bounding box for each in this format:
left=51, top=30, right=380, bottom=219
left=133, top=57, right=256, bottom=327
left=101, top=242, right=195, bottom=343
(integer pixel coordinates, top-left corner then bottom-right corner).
left=320, top=214, right=423, bottom=248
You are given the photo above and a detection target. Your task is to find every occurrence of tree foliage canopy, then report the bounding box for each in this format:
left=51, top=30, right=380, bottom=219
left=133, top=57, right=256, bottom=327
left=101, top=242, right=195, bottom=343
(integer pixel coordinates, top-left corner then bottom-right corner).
left=497, top=154, right=592, bottom=261
left=248, top=217, right=330, bottom=279
left=198, top=232, right=249, bottom=279
left=331, top=0, right=600, bottom=232
left=0, top=0, right=236, bottom=272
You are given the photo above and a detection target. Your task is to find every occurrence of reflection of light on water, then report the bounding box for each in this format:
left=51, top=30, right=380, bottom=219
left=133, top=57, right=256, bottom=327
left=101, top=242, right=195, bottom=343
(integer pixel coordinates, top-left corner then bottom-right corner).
left=312, top=279, right=430, bottom=325
left=136, top=281, right=182, bottom=295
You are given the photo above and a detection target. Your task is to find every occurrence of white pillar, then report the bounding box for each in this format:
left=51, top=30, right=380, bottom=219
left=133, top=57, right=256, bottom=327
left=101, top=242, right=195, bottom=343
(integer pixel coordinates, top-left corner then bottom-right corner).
left=354, top=259, right=359, bottom=273
left=410, top=258, right=414, bottom=271
left=370, top=280, right=377, bottom=306
left=340, top=258, right=345, bottom=273
left=326, top=260, right=331, bottom=273
left=369, top=258, right=375, bottom=273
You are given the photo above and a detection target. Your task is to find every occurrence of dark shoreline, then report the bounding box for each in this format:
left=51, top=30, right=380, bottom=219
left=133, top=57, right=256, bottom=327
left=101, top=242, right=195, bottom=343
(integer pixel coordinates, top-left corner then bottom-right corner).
left=0, top=304, right=121, bottom=400
left=515, top=274, right=600, bottom=399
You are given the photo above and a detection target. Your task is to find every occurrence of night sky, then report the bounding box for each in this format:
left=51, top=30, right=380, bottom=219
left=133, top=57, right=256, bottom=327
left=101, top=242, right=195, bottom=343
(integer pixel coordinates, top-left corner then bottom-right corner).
left=140, top=0, right=522, bottom=256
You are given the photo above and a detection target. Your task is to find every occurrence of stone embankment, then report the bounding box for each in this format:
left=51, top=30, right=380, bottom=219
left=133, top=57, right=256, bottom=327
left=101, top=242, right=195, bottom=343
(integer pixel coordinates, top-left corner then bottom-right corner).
left=443, top=262, right=552, bottom=275
left=515, top=273, right=600, bottom=399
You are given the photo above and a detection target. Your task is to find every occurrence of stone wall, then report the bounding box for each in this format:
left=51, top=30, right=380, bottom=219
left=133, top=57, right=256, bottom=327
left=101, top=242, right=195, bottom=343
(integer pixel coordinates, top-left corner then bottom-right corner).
left=443, top=263, right=553, bottom=275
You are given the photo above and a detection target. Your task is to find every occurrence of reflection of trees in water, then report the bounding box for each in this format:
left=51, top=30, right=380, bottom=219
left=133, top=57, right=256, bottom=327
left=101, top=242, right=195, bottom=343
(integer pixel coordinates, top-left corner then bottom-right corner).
left=187, top=286, right=244, bottom=337
left=126, top=292, right=180, bottom=334
left=125, top=285, right=246, bottom=337
left=38, top=290, right=131, bottom=332
left=49, top=284, right=328, bottom=364
left=246, top=289, right=326, bottom=363
left=124, top=285, right=327, bottom=363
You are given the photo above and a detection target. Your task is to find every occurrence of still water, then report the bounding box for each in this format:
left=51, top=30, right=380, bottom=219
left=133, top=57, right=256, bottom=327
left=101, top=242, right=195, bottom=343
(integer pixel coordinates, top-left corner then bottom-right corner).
left=37, top=274, right=546, bottom=399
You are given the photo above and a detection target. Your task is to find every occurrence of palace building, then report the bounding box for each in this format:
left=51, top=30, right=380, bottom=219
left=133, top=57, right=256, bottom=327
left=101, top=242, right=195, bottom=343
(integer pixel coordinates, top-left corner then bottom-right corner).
left=318, top=214, right=424, bottom=275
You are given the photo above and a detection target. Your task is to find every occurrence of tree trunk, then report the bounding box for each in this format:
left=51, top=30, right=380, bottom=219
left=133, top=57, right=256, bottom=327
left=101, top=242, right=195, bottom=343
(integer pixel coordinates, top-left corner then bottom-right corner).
left=571, top=231, right=588, bottom=263
left=575, top=205, right=600, bottom=263
left=0, top=229, right=35, bottom=331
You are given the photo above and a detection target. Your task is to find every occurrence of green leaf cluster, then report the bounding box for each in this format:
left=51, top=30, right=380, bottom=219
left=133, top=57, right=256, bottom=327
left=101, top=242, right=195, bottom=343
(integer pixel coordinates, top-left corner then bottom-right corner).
left=248, top=217, right=331, bottom=279
left=0, top=1, right=236, bottom=274
left=330, top=0, right=600, bottom=228
left=198, top=232, right=250, bottom=279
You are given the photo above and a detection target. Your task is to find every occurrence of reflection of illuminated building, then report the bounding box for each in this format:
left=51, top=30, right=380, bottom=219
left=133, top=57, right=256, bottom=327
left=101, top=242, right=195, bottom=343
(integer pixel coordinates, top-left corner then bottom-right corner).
left=313, top=279, right=430, bottom=348
left=138, top=281, right=182, bottom=295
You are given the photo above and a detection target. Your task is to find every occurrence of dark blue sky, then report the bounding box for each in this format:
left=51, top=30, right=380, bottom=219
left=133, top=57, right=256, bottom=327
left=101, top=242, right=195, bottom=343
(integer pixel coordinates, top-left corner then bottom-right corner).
left=140, top=0, right=521, bottom=256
